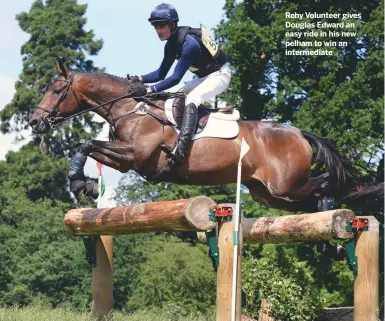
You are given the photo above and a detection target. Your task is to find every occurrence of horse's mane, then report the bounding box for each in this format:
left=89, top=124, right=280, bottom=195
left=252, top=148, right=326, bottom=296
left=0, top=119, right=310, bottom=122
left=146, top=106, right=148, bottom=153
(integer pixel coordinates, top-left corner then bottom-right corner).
left=75, top=71, right=130, bottom=84
left=94, top=72, right=128, bottom=81
left=74, top=71, right=181, bottom=103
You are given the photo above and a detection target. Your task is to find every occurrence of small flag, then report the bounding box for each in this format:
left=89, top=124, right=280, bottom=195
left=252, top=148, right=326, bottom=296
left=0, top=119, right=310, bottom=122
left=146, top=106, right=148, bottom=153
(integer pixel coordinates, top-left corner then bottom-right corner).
left=239, top=137, right=250, bottom=162
left=96, top=162, right=106, bottom=197
left=96, top=162, right=102, bottom=176
left=99, top=177, right=106, bottom=197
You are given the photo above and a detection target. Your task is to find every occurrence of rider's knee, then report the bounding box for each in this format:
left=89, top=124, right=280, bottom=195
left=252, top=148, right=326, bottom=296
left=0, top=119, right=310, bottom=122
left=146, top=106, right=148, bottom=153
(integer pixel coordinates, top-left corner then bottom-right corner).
left=185, top=95, right=201, bottom=107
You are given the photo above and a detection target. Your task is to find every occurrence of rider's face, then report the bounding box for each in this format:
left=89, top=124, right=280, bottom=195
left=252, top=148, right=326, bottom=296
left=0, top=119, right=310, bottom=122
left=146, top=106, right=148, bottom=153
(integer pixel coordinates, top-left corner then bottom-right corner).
left=154, top=23, right=173, bottom=41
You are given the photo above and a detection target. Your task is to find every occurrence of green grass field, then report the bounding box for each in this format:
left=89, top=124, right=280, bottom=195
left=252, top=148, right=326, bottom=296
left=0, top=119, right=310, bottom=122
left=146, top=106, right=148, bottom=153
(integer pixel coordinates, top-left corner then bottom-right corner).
left=0, top=306, right=215, bottom=321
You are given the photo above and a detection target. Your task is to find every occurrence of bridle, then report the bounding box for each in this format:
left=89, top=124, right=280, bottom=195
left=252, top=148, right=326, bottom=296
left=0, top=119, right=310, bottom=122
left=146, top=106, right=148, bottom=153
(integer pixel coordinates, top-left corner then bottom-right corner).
left=34, top=72, right=83, bottom=129
left=34, top=72, right=185, bottom=130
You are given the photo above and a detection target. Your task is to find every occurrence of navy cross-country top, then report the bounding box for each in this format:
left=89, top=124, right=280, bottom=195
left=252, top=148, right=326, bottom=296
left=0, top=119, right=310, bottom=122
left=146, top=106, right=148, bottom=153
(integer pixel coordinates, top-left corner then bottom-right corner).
left=142, top=30, right=226, bottom=92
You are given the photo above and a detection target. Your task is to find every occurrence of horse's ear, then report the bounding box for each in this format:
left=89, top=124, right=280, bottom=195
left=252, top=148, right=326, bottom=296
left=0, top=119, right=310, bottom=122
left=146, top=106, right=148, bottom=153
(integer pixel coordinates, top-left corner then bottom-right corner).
left=55, top=60, right=69, bottom=78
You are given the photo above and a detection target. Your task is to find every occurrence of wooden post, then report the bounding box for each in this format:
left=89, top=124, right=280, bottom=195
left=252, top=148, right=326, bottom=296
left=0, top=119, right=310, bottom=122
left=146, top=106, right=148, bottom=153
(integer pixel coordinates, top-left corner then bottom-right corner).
left=216, top=204, right=242, bottom=321
left=92, top=235, right=113, bottom=321
left=354, top=216, right=379, bottom=321
left=258, top=299, right=273, bottom=321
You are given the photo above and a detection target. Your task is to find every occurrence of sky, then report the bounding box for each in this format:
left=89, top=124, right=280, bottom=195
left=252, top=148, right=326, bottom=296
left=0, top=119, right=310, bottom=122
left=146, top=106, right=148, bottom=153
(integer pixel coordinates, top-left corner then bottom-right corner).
left=0, top=0, right=227, bottom=207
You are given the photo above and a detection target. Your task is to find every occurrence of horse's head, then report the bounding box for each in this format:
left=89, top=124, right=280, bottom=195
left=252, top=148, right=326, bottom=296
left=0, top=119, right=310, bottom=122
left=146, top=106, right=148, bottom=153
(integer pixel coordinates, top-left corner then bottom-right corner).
left=29, top=61, right=83, bottom=134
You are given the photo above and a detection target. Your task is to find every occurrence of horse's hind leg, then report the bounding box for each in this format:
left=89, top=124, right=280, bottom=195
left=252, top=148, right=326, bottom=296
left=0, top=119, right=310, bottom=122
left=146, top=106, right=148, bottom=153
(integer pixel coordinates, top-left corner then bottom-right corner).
left=244, top=180, right=319, bottom=213
left=246, top=179, right=346, bottom=259
left=272, top=171, right=337, bottom=213
left=285, top=172, right=330, bottom=200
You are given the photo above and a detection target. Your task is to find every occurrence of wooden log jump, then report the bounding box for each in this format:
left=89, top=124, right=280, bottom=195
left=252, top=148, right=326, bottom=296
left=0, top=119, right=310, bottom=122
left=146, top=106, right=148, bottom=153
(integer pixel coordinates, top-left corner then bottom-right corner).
left=65, top=196, right=216, bottom=235
left=242, top=209, right=354, bottom=242
left=66, top=200, right=353, bottom=242
left=64, top=197, right=379, bottom=321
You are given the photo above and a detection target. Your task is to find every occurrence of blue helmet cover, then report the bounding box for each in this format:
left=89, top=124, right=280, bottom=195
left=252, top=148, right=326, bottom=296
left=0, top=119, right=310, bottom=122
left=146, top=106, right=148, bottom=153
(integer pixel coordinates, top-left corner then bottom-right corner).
left=148, top=3, right=179, bottom=25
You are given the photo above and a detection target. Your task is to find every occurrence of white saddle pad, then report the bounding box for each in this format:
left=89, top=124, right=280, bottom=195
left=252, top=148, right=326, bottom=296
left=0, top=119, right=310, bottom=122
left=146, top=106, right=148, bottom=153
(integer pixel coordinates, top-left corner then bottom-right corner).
left=164, top=99, right=240, bottom=140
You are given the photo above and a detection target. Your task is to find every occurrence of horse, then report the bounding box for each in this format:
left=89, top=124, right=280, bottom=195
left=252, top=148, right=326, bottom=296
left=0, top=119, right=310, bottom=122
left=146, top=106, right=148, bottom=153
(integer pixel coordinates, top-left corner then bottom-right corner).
left=29, top=61, right=383, bottom=213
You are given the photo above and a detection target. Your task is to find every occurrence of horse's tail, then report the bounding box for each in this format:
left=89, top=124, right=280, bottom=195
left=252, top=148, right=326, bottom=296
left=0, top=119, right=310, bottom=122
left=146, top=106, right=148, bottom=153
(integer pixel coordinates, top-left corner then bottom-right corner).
left=301, top=130, right=384, bottom=203
left=341, top=182, right=384, bottom=200
left=301, top=131, right=359, bottom=189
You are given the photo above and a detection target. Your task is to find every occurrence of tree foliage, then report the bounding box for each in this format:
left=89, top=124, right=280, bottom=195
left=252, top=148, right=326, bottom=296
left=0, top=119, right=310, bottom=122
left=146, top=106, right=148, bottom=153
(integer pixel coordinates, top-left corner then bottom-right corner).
left=243, top=254, right=322, bottom=321
left=0, top=146, right=90, bottom=307
left=127, top=235, right=216, bottom=315
left=216, top=0, right=383, bottom=181
left=0, top=0, right=104, bottom=157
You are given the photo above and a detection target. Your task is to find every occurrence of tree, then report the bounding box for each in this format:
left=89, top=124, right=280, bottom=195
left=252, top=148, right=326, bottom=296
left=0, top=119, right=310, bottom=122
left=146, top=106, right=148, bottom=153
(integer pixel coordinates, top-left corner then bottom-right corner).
left=242, top=253, right=323, bottom=321
left=114, top=172, right=237, bottom=205
left=126, top=235, right=216, bottom=315
left=0, top=145, right=72, bottom=203
left=0, top=0, right=104, bottom=157
left=0, top=145, right=91, bottom=307
left=215, top=0, right=384, bottom=184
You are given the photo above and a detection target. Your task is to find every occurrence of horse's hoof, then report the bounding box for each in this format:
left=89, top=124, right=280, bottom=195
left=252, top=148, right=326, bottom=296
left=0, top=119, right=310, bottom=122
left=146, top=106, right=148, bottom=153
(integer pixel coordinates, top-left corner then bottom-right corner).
left=317, top=197, right=335, bottom=211
left=70, top=179, right=86, bottom=200
left=84, top=180, right=99, bottom=200
left=317, top=242, right=346, bottom=261
left=333, top=245, right=346, bottom=261
left=67, top=169, right=85, bottom=180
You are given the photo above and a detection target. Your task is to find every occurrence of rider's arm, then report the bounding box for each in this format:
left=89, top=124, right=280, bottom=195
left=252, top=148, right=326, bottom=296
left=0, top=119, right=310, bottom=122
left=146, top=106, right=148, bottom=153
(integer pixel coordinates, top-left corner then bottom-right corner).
left=149, top=35, right=200, bottom=92
left=141, top=44, right=175, bottom=83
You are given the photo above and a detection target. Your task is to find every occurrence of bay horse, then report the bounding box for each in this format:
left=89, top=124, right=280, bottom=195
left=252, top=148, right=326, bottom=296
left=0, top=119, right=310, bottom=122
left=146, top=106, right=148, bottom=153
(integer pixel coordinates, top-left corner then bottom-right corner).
left=29, top=61, right=382, bottom=213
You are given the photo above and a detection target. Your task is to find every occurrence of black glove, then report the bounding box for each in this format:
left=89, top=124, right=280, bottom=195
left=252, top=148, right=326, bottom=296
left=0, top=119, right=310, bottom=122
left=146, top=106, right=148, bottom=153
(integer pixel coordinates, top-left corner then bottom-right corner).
left=127, top=74, right=141, bottom=83
left=128, top=82, right=148, bottom=97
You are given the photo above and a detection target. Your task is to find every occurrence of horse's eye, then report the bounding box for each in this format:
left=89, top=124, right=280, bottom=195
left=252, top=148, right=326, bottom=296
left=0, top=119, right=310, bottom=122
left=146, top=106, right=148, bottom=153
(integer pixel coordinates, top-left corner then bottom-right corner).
left=53, top=88, right=62, bottom=95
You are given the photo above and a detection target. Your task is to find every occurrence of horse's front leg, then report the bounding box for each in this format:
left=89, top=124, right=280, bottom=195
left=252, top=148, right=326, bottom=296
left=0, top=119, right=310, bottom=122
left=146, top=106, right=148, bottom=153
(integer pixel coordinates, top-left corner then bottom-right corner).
left=88, top=152, right=124, bottom=170
left=68, top=140, right=134, bottom=200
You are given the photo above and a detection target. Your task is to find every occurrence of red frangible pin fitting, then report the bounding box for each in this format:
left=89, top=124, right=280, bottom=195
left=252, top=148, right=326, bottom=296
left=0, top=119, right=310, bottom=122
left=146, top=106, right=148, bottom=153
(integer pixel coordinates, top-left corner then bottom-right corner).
left=349, top=217, right=369, bottom=231
left=212, top=205, right=233, bottom=217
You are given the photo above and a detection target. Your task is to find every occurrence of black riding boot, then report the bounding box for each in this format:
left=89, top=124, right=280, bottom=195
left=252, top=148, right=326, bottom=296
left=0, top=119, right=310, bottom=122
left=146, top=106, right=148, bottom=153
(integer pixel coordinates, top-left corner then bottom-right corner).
left=172, top=103, right=198, bottom=165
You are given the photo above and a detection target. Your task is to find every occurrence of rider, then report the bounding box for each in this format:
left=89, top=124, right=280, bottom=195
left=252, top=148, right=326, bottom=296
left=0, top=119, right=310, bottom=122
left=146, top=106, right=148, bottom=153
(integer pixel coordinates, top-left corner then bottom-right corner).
left=128, top=3, right=231, bottom=167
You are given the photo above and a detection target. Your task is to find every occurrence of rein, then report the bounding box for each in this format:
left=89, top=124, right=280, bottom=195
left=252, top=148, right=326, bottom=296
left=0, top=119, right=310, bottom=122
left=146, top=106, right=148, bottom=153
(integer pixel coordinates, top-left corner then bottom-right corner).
left=34, top=72, right=185, bottom=130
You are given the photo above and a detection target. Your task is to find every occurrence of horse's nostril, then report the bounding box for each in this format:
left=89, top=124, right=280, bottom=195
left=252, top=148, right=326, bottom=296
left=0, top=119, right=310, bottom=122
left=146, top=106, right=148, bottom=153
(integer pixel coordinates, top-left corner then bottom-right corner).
left=29, top=119, right=38, bottom=127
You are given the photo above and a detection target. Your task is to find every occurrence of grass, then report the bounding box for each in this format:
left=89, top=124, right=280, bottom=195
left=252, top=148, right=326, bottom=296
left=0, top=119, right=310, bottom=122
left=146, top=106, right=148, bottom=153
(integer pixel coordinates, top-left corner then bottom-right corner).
left=0, top=305, right=215, bottom=321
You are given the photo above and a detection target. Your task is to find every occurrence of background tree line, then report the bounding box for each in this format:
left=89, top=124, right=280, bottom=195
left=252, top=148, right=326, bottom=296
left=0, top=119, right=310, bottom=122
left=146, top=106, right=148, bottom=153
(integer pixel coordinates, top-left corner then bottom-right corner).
left=0, top=0, right=383, bottom=320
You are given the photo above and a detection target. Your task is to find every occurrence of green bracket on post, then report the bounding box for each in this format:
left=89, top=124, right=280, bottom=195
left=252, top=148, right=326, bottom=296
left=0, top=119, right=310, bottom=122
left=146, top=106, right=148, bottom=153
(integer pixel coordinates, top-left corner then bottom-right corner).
left=345, top=238, right=358, bottom=274
left=206, top=229, right=219, bottom=272
left=209, top=208, right=216, bottom=222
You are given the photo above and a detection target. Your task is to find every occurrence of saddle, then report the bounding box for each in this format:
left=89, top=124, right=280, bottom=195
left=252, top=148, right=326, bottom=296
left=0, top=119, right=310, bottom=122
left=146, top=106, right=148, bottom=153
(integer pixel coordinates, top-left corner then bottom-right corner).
left=172, top=97, right=234, bottom=133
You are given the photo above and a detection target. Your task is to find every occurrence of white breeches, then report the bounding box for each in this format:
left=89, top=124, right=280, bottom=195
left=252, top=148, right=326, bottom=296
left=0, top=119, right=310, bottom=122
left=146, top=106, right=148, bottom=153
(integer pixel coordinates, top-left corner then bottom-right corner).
left=178, top=63, right=232, bottom=107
